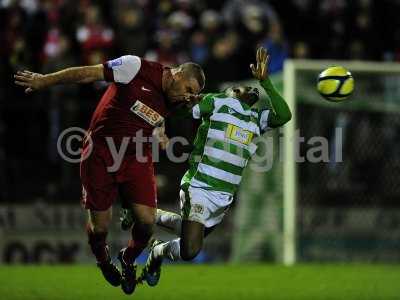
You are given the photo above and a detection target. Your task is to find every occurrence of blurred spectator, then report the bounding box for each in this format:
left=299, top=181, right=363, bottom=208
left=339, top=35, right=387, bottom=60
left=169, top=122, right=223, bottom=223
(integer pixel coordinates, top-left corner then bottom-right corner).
left=260, top=22, right=288, bottom=74
left=76, top=5, right=114, bottom=64
left=190, top=31, right=209, bottom=64
left=204, top=32, right=240, bottom=90
left=145, top=29, right=188, bottom=66
left=115, top=6, right=147, bottom=55
left=200, top=9, right=223, bottom=44
left=223, top=0, right=279, bottom=79
left=2, top=4, right=29, bottom=69
left=168, top=10, right=194, bottom=32
left=292, top=41, right=310, bottom=59
left=223, top=0, right=278, bottom=29
left=41, top=33, right=79, bottom=197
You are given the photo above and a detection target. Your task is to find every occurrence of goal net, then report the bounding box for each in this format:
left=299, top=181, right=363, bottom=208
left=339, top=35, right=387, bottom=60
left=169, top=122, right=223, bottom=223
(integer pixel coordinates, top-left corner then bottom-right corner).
left=230, top=60, right=400, bottom=264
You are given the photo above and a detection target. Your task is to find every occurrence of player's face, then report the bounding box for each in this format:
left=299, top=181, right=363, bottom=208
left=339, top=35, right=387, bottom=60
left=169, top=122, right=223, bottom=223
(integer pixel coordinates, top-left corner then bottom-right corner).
left=167, top=74, right=202, bottom=103
left=226, top=85, right=259, bottom=105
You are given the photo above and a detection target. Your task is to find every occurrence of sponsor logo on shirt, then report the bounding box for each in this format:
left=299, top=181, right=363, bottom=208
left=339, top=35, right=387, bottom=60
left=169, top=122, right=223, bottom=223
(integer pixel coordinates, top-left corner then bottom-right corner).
left=130, top=100, right=164, bottom=127
left=107, top=58, right=123, bottom=68
left=226, top=124, right=253, bottom=145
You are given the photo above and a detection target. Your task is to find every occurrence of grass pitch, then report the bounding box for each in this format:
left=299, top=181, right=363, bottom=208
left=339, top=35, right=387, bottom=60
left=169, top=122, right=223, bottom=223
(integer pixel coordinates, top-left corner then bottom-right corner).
left=0, top=264, right=398, bottom=300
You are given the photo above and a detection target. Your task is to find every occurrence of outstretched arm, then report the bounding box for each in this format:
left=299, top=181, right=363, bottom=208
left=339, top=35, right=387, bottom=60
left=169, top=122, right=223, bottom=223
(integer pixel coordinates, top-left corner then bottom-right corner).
left=14, top=65, right=104, bottom=93
left=250, top=47, right=292, bottom=128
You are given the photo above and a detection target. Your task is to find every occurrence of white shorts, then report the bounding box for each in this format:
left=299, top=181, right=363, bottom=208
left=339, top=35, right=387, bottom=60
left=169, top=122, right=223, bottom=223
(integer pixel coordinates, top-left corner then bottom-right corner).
left=180, top=186, right=233, bottom=228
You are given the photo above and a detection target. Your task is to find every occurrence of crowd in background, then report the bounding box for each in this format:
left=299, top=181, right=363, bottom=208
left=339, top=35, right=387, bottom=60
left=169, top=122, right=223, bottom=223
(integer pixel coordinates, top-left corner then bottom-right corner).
left=2, top=0, right=400, bottom=86
left=1, top=0, right=400, bottom=203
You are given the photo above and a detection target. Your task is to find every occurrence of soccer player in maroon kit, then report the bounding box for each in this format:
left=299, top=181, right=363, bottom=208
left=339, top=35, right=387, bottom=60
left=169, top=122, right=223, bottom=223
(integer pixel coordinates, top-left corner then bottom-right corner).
left=14, top=55, right=205, bottom=294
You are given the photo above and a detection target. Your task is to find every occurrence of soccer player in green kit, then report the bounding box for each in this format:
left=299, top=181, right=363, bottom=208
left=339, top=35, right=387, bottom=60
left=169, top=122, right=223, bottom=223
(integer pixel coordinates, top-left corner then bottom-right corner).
left=137, top=47, right=292, bottom=286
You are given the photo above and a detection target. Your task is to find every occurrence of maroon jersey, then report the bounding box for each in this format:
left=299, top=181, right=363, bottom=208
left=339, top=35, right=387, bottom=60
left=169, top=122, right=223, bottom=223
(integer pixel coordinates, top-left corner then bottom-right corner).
left=88, top=55, right=169, bottom=151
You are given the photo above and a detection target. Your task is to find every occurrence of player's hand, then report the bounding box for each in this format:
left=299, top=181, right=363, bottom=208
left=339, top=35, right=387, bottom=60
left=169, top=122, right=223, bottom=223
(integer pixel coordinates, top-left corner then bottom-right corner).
left=250, top=47, right=270, bottom=81
left=153, top=125, right=170, bottom=150
left=14, top=70, right=47, bottom=93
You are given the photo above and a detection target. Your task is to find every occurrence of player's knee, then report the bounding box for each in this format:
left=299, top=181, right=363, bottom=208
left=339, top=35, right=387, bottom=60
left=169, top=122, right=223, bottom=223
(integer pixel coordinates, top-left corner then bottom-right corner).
left=180, top=243, right=201, bottom=261
left=88, top=209, right=112, bottom=233
left=92, top=226, right=108, bottom=234
left=130, top=206, right=156, bottom=241
left=88, top=220, right=109, bottom=234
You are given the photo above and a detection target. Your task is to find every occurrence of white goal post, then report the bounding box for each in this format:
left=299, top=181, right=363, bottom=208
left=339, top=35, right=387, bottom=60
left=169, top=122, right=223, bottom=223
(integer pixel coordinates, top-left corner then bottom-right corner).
left=282, top=59, right=400, bottom=266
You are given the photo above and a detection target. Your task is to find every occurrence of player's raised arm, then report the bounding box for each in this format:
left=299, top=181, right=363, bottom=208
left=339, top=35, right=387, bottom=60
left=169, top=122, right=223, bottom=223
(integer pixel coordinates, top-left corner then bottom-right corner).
left=250, top=47, right=292, bottom=127
left=14, top=55, right=144, bottom=94
left=14, top=64, right=105, bottom=94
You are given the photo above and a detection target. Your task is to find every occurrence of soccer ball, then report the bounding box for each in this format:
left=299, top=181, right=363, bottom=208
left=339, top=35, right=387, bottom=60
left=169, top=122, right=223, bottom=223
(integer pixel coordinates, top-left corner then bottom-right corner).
left=317, top=66, right=354, bottom=102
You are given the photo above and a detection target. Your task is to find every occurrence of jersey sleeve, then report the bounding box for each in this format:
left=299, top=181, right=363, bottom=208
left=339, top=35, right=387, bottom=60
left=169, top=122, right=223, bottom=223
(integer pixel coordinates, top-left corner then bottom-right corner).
left=103, top=55, right=141, bottom=84
left=258, top=109, right=271, bottom=133
left=192, top=94, right=215, bottom=119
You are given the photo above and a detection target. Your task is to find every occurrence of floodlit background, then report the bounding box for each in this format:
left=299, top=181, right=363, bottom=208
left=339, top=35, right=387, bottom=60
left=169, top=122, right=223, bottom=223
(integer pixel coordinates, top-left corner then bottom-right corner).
left=1, top=0, right=400, bottom=299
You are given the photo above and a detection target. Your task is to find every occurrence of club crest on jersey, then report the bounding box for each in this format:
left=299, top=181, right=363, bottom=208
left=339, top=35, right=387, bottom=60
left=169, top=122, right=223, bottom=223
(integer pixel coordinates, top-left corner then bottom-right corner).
left=192, top=204, right=204, bottom=214
left=130, top=100, right=164, bottom=127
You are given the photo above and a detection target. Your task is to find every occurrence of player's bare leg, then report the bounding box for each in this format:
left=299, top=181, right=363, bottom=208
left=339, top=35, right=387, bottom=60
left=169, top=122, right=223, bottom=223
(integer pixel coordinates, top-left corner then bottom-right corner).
left=87, top=208, right=121, bottom=287
left=180, top=220, right=205, bottom=260
left=142, top=219, right=205, bottom=287
left=118, top=203, right=156, bottom=294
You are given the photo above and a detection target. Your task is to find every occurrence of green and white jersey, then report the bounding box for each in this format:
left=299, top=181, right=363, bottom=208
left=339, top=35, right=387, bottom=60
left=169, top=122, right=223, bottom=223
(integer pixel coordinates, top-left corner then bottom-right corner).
left=181, top=93, right=270, bottom=194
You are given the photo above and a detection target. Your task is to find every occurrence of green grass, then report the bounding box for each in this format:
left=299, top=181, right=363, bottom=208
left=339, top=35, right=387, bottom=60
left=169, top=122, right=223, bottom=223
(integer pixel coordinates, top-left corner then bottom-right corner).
left=0, top=264, right=399, bottom=300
